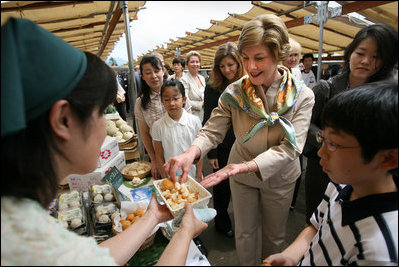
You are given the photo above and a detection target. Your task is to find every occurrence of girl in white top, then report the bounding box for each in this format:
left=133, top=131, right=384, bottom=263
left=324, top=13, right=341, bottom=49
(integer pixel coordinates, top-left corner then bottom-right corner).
left=180, top=51, right=206, bottom=121
left=134, top=55, right=192, bottom=179
left=152, top=79, right=204, bottom=181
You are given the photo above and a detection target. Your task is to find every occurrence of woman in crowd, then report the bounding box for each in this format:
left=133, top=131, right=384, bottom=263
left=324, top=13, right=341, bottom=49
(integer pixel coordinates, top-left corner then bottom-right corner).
left=282, top=37, right=303, bottom=81
left=303, top=23, right=398, bottom=223
left=202, top=42, right=245, bottom=238
left=169, top=57, right=186, bottom=80
left=134, top=55, right=192, bottom=179
left=165, top=14, right=315, bottom=265
left=1, top=17, right=207, bottom=266
left=180, top=51, right=206, bottom=121
left=281, top=37, right=304, bottom=210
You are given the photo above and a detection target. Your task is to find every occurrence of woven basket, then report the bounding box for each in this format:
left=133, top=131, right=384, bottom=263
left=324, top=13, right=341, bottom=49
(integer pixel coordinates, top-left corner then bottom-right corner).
left=119, top=140, right=137, bottom=151
left=123, top=148, right=140, bottom=162
left=118, top=135, right=137, bottom=150
left=121, top=161, right=151, bottom=180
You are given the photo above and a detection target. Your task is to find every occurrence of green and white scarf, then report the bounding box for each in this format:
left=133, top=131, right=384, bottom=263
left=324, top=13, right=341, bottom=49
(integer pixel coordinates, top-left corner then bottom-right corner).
left=221, top=65, right=305, bottom=148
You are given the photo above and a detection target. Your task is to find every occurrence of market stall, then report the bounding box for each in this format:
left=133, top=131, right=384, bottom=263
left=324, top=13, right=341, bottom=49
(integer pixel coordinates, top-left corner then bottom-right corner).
left=53, top=112, right=211, bottom=266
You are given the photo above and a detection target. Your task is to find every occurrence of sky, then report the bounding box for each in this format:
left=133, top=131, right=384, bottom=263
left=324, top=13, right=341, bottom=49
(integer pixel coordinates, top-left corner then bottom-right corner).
left=108, top=1, right=254, bottom=62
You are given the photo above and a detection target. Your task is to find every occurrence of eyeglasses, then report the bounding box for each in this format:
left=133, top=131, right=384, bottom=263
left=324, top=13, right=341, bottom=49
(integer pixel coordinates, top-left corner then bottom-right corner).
left=316, top=131, right=359, bottom=152
left=163, top=97, right=182, bottom=104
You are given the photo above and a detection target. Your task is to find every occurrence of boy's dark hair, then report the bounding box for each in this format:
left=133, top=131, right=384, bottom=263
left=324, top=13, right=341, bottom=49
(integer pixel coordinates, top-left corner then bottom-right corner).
left=302, top=53, right=314, bottom=61
left=172, top=57, right=185, bottom=68
left=321, top=80, right=398, bottom=171
left=1, top=52, right=117, bottom=208
left=161, top=79, right=186, bottom=99
left=343, top=24, right=398, bottom=82
left=139, top=55, right=164, bottom=110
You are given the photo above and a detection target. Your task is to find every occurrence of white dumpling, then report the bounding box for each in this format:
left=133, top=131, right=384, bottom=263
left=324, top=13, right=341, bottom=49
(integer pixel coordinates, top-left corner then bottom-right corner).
left=94, top=194, right=103, bottom=203
left=106, top=120, right=116, bottom=128
left=123, top=131, right=133, bottom=140
left=114, top=131, right=123, bottom=139
left=107, top=126, right=118, bottom=136
left=120, top=124, right=133, bottom=133
left=104, top=193, right=113, bottom=201
left=70, top=218, right=82, bottom=229
left=115, top=119, right=126, bottom=127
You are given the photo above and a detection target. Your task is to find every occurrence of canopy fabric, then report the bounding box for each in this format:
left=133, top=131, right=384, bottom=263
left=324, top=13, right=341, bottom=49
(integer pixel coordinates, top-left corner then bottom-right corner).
left=1, top=1, right=146, bottom=61
left=136, top=1, right=397, bottom=68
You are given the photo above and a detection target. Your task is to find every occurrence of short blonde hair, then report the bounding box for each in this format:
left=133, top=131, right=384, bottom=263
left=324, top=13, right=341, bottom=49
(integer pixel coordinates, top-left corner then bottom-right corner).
left=238, top=14, right=290, bottom=62
left=288, top=37, right=302, bottom=65
left=186, top=51, right=201, bottom=64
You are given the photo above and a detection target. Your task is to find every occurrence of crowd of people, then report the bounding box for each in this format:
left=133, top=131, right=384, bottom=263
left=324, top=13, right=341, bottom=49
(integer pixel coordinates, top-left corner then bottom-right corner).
left=1, top=12, right=398, bottom=266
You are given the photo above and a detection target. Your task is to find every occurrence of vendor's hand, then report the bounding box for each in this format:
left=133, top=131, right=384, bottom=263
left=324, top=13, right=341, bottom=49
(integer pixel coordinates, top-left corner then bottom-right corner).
left=263, top=253, right=296, bottom=266
left=200, top=163, right=241, bottom=188
left=164, top=146, right=200, bottom=184
left=178, top=203, right=208, bottom=239
left=146, top=193, right=173, bottom=224
left=208, top=158, right=219, bottom=170
left=151, top=162, right=160, bottom=180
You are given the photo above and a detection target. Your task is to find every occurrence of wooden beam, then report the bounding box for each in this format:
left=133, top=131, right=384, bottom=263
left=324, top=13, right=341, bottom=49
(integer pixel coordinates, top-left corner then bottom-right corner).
left=165, top=1, right=389, bottom=60
left=1, top=1, right=94, bottom=12
left=98, top=2, right=123, bottom=57
left=341, top=1, right=392, bottom=14
left=165, top=35, right=239, bottom=60
left=210, top=19, right=236, bottom=29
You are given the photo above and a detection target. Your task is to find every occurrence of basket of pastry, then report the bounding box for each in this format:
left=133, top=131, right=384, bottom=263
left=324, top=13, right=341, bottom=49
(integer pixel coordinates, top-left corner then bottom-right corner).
left=112, top=201, right=159, bottom=251
left=121, top=161, right=151, bottom=180
left=106, top=118, right=135, bottom=144
left=153, top=176, right=212, bottom=218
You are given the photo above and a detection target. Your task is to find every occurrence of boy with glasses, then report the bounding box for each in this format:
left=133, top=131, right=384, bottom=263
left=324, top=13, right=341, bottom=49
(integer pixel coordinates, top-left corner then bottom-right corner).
left=263, top=80, right=398, bottom=266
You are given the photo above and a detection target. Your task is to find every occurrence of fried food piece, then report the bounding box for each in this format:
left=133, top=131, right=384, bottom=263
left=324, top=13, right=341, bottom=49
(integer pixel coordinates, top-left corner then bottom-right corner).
left=162, top=178, right=175, bottom=191
left=126, top=213, right=135, bottom=222
left=134, top=209, right=145, bottom=217
left=120, top=219, right=132, bottom=230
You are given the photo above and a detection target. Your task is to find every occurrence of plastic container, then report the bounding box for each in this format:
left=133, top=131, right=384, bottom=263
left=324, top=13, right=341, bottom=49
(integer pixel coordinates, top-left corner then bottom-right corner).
left=88, top=183, right=117, bottom=207
left=91, top=202, right=119, bottom=235
left=153, top=176, right=212, bottom=217
left=57, top=205, right=88, bottom=236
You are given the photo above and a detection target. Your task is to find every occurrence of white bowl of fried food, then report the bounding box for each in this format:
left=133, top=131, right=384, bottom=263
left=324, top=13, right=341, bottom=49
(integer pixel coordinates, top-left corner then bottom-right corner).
left=153, top=176, right=212, bottom=217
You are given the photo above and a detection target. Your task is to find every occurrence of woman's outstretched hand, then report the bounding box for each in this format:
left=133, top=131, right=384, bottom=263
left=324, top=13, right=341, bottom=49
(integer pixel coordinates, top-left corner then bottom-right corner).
left=200, top=163, right=242, bottom=188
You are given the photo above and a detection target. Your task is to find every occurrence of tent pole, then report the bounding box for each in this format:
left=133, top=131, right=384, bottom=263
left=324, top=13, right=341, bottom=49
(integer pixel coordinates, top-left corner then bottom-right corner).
left=119, top=1, right=145, bottom=160
left=316, top=1, right=328, bottom=83
left=317, top=21, right=324, bottom=83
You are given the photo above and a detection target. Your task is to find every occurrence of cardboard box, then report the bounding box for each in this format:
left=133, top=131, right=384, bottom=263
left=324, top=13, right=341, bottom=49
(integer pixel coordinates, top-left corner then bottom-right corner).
left=68, top=151, right=126, bottom=190
left=98, top=136, right=120, bottom=168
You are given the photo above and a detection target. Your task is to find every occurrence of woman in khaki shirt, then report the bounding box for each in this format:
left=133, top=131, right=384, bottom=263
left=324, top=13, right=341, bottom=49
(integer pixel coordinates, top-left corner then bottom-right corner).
left=165, top=14, right=314, bottom=265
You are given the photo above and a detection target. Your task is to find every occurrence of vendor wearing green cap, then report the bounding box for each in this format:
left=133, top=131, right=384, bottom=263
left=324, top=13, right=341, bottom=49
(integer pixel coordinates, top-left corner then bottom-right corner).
left=1, top=18, right=207, bottom=266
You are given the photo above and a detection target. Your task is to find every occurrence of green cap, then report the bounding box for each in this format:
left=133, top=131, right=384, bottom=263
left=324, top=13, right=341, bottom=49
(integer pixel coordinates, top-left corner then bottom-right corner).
left=1, top=17, right=87, bottom=137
